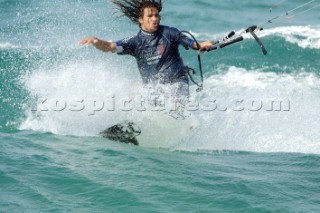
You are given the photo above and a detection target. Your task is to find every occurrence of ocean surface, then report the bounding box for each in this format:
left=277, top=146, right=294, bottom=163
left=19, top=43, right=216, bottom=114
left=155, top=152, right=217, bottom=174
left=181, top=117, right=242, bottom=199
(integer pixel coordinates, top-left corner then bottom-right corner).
left=1, top=0, right=320, bottom=212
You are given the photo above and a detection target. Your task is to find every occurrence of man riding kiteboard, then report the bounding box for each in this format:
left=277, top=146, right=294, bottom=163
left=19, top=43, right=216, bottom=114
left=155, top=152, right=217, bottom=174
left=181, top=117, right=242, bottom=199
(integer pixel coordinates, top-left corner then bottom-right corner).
left=80, top=0, right=213, bottom=98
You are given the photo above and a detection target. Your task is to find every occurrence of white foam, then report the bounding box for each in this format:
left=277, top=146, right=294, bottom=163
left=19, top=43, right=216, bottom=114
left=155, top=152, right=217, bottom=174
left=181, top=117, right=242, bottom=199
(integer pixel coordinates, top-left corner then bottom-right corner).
left=19, top=58, right=196, bottom=147
left=20, top=59, right=136, bottom=135
left=175, top=66, right=320, bottom=154
left=0, top=42, right=20, bottom=49
left=19, top=59, right=320, bottom=154
left=195, top=25, right=320, bottom=49
left=243, top=25, right=320, bottom=49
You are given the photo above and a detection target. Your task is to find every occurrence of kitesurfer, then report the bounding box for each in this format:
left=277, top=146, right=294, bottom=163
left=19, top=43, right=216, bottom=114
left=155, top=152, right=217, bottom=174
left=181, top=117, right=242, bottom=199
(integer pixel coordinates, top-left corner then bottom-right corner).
left=80, top=0, right=213, bottom=98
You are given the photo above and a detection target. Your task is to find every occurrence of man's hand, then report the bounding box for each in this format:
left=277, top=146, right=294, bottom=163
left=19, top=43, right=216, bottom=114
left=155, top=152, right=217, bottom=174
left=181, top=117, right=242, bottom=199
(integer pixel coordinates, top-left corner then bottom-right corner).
left=192, top=40, right=214, bottom=52
left=79, top=37, right=99, bottom=46
left=79, top=37, right=117, bottom=52
left=199, top=41, right=214, bottom=52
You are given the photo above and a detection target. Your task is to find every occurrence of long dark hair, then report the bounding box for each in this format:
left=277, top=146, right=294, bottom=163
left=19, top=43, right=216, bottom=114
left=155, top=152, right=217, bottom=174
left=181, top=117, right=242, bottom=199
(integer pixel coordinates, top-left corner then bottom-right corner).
left=111, top=0, right=162, bottom=25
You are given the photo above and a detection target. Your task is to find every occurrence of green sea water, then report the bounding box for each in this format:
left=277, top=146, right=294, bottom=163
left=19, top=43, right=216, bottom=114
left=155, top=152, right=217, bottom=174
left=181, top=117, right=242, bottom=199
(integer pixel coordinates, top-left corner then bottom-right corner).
left=1, top=0, right=320, bottom=212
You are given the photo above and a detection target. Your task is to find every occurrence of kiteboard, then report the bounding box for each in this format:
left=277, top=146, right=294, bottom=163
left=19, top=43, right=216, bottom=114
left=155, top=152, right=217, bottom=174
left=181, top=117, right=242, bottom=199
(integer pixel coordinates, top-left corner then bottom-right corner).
left=99, top=108, right=199, bottom=147
left=99, top=121, right=141, bottom=145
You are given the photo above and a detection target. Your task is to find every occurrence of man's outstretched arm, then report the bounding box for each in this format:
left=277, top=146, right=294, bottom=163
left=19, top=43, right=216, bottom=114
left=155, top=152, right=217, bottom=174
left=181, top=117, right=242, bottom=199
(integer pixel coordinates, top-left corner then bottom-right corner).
left=79, top=37, right=117, bottom=52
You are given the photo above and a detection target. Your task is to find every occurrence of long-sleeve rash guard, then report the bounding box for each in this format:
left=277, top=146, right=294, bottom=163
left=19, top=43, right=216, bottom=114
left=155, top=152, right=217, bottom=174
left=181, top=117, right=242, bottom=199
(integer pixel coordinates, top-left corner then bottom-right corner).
left=115, top=25, right=194, bottom=85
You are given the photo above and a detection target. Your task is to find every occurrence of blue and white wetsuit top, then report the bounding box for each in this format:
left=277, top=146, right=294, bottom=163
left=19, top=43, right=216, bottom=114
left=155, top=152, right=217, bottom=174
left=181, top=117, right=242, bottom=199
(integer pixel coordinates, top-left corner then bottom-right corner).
left=115, top=25, right=194, bottom=85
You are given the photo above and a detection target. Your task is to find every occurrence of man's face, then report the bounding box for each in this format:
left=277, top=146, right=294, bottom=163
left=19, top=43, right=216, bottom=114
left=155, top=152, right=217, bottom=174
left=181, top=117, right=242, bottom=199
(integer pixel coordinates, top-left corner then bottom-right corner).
left=139, top=7, right=160, bottom=33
